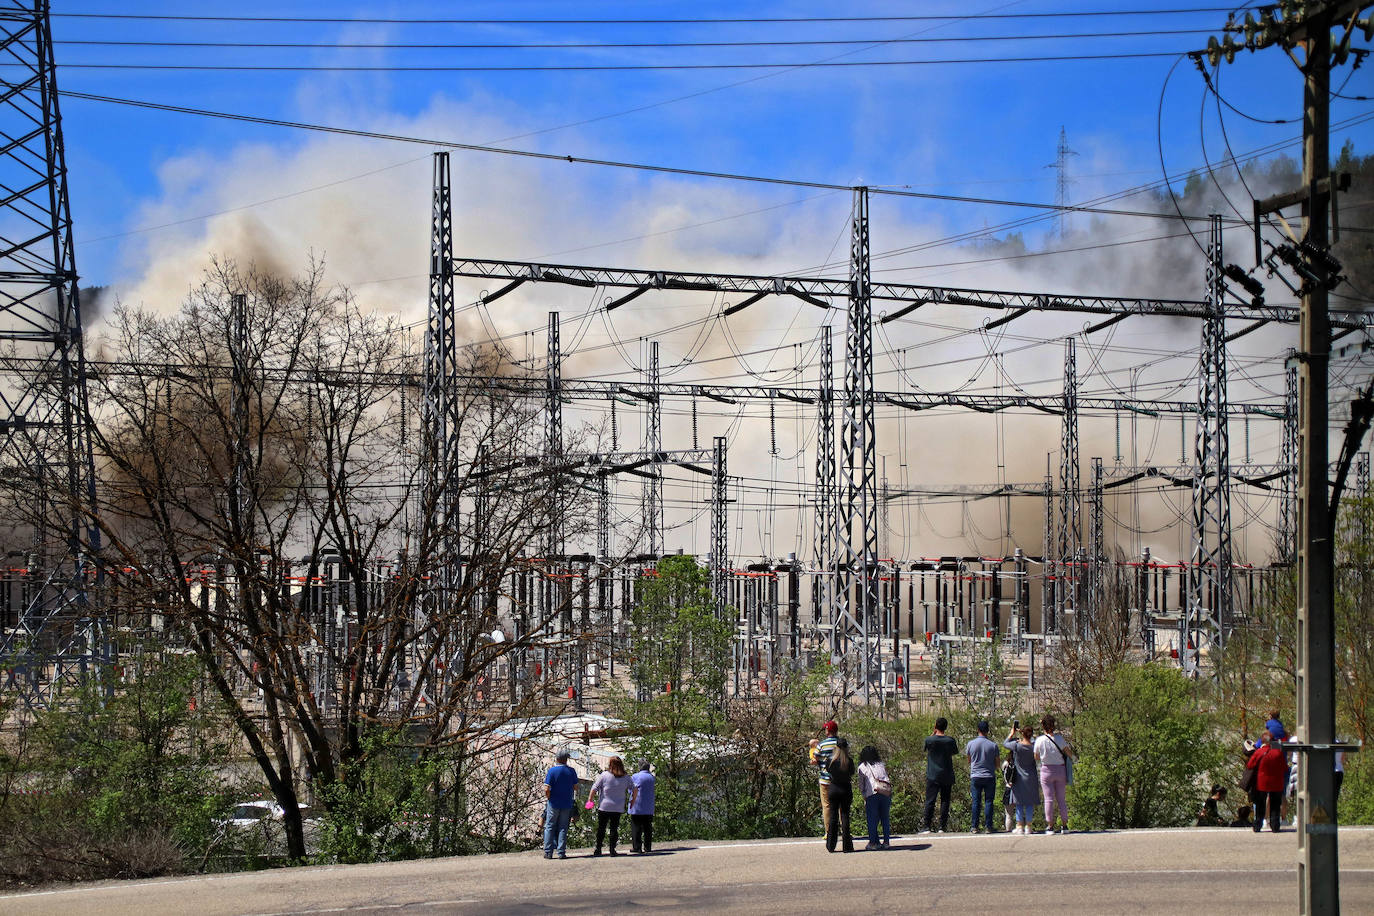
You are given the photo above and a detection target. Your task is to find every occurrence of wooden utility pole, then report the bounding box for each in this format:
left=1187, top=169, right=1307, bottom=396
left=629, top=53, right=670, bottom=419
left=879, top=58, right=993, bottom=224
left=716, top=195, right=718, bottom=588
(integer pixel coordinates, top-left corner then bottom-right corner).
left=1203, top=3, right=1370, bottom=911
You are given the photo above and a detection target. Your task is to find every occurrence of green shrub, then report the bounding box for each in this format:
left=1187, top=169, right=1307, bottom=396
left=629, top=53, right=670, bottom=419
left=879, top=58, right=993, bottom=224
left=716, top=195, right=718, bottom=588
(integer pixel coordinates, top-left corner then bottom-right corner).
left=1337, top=750, right=1374, bottom=825
left=1068, top=662, right=1227, bottom=828
left=0, top=649, right=243, bottom=885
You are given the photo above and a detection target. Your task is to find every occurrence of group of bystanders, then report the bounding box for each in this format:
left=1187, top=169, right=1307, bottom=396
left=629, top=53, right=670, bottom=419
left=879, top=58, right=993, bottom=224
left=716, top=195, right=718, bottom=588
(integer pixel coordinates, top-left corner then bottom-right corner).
left=541, top=750, right=656, bottom=859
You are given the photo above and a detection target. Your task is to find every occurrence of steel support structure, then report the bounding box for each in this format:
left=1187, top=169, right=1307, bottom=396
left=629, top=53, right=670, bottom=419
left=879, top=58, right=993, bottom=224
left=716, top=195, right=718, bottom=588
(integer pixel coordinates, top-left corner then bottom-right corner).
left=813, top=325, right=836, bottom=628
left=0, top=0, right=102, bottom=706
left=1057, top=338, right=1081, bottom=633
left=448, top=255, right=1373, bottom=330
left=1278, top=363, right=1300, bottom=563
left=1050, top=126, right=1076, bottom=239
left=546, top=312, right=564, bottom=560
left=840, top=188, right=878, bottom=698
left=645, top=341, right=662, bottom=557
left=1185, top=214, right=1232, bottom=672
left=711, top=436, right=728, bottom=619
left=423, top=151, right=462, bottom=608
left=1042, top=456, right=1056, bottom=634
left=1089, top=457, right=1105, bottom=627
left=55, top=356, right=1286, bottom=422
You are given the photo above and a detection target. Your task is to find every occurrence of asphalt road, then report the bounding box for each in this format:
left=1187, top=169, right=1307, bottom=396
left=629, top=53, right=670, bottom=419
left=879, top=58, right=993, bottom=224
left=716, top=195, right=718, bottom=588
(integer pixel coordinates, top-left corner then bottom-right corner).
left=4, top=827, right=1373, bottom=915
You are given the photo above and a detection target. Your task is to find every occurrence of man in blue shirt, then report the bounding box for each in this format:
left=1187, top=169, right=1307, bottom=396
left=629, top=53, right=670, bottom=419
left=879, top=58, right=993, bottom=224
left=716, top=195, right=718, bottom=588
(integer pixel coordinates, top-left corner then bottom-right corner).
left=965, top=720, right=1001, bottom=833
left=543, top=749, right=579, bottom=859
left=628, top=759, right=656, bottom=854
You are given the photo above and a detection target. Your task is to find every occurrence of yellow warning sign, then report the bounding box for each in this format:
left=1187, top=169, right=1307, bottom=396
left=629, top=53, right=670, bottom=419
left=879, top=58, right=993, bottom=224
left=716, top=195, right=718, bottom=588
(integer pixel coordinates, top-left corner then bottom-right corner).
left=1311, top=805, right=1330, bottom=824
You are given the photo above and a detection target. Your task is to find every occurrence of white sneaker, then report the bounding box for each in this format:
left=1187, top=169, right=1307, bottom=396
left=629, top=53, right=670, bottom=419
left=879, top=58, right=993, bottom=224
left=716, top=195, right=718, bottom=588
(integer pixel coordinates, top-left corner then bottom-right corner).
left=1044, top=827, right=1055, bottom=835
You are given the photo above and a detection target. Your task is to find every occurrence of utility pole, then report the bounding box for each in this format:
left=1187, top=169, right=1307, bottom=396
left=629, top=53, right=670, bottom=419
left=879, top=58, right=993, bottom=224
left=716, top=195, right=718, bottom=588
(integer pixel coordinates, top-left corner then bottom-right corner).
left=1294, top=13, right=1337, bottom=911
left=1295, top=15, right=1337, bottom=906
left=1203, top=3, right=1372, bottom=911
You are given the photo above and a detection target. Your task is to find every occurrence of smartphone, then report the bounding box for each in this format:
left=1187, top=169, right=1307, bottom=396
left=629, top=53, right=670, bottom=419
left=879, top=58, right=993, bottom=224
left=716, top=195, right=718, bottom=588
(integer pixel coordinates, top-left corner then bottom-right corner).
left=1013, top=719, right=1019, bottom=728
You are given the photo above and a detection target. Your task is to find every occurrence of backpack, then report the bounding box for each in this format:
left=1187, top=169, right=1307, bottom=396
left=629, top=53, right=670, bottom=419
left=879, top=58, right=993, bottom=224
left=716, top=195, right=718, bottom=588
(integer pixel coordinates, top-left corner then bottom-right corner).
left=864, top=762, right=892, bottom=796
left=1002, top=756, right=1018, bottom=787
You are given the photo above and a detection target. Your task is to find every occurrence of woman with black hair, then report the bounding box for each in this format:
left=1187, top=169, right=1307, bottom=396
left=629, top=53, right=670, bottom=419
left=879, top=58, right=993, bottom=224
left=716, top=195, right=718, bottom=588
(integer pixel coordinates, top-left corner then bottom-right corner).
left=825, top=738, right=857, bottom=853
left=857, top=744, right=892, bottom=850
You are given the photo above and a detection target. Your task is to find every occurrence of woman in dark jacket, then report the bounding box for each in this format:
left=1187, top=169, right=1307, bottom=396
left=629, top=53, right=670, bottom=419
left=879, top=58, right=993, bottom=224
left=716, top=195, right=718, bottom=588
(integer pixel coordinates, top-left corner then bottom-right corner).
left=825, top=738, right=857, bottom=852
left=1246, top=730, right=1287, bottom=833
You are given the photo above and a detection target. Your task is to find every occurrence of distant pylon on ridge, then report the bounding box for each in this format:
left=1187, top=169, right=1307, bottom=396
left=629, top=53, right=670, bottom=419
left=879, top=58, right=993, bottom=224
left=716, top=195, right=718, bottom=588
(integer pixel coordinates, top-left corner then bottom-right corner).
left=1047, top=126, right=1078, bottom=240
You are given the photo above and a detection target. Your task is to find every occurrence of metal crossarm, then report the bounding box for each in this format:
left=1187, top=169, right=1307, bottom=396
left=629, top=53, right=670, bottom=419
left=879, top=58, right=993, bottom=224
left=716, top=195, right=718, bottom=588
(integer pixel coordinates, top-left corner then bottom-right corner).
left=449, top=256, right=1374, bottom=329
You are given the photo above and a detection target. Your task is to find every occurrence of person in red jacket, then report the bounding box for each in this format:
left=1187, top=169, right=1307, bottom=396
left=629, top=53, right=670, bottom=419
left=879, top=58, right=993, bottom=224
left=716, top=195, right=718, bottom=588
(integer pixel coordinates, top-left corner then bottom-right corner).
left=1246, top=730, right=1287, bottom=833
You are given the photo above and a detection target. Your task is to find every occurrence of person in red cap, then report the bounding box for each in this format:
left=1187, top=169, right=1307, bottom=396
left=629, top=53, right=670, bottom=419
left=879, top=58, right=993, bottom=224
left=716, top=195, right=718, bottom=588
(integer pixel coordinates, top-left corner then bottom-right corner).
left=809, top=720, right=840, bottom=843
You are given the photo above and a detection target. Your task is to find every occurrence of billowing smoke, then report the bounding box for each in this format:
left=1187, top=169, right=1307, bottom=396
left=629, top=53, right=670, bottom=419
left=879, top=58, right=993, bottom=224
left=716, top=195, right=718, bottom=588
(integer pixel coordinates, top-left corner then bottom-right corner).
left=97, top=100, right=1334, bottom=567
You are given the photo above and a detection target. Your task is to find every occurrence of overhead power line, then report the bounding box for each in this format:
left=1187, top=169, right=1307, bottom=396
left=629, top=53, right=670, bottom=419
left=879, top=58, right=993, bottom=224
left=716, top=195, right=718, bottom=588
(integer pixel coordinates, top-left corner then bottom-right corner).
left=60, top=89, right=1242, bottom=225
left=43, top=52, right=1192, bottom=71
left=55, top=30, right=1217, bottom=51
left=48, top=9, right=1238, bottom=25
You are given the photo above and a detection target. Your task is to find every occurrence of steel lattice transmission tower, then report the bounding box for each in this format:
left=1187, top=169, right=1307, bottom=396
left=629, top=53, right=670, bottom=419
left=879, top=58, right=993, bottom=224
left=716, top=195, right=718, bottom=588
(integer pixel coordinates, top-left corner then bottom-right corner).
left=0, top=0, right=102, bottom=703
left=1186, top=213, right=1232, bottom=669
left=424, top=151, right=460, bottom=596
left=840, top=187, right=878, bottom=693
left=1056, top=337, right=1080, bottom=633
left=710, top=436, right=728, bottom=619
left=1047, top=126, right=1078, bottom=240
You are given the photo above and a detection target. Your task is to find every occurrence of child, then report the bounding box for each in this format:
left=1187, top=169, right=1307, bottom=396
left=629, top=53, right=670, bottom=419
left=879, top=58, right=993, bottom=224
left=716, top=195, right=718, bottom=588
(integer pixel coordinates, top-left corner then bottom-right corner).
left=1195, top=785, right=1227, bottom=826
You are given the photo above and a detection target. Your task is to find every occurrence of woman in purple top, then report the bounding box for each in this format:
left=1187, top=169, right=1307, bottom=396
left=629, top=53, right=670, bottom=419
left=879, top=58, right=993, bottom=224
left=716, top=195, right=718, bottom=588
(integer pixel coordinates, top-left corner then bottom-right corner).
left=587, top=756, right=633, bottom=856
left=1033, top=715, right=1074, bottom=834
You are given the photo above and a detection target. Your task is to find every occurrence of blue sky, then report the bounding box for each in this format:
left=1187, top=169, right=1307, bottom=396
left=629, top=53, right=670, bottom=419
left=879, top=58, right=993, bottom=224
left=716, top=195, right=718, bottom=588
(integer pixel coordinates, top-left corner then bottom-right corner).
left=55, top=1, right=1374, bottom=291
left=47, top=2, right=1374, bottom=562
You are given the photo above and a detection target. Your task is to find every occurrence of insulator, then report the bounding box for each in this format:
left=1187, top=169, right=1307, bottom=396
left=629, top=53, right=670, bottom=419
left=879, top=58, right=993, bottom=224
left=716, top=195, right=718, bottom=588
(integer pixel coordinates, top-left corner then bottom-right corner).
left=769, top=398, right=777, bottom=456
left=692, top=395, right=698, bottom=450
left=610, top=397, right=618, bottom=451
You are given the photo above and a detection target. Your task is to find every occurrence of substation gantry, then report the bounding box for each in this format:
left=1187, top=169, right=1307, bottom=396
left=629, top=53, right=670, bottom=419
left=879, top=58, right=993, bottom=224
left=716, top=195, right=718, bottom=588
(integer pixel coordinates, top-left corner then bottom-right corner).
left=425, top=150, right=1374, bottom=692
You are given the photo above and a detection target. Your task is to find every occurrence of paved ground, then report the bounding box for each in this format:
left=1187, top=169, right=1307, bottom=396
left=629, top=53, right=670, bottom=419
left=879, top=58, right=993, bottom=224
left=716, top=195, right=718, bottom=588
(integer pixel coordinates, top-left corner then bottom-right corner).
left=4, top=827, right=1374, bottom=915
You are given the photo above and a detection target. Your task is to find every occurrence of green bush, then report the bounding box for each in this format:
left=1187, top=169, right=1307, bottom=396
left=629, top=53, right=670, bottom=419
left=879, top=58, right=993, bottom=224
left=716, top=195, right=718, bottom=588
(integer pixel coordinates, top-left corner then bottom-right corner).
left=1336, top=750, right=1374, bottom=825
left=0, top=649, right=244, bottom=885
left=1067, top=662, right=1227, bottom=828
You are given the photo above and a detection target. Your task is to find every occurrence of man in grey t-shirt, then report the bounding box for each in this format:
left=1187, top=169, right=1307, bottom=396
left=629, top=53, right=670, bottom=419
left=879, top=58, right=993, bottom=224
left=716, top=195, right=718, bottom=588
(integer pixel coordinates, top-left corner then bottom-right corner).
left=965, top=720, right=1001, bottom=833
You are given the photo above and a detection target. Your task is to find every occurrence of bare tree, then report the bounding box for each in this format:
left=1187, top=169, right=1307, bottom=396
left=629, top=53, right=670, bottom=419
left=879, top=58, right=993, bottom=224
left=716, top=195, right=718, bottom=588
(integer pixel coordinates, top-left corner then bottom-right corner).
left=85, top=258, right=595, bottom=859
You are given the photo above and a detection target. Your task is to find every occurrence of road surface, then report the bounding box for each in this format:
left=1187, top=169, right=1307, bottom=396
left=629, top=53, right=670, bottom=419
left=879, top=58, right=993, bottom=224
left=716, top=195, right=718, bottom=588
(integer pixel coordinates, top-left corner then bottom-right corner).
left=4, top=827, right=1373, bottom=914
